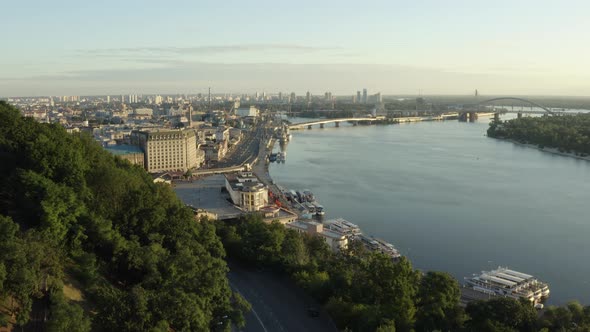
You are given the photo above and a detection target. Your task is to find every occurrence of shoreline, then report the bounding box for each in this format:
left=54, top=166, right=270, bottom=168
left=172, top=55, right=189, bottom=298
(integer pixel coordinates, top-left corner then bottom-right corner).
left=494, top=137, right=590, bottom=162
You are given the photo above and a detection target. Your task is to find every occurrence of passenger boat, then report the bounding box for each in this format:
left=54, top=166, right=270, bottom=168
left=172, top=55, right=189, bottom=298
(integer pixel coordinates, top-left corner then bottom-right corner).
left=313, top=202, right=325, bottom=216
left=325, top=218, right=362, bottom=237
left=302, top=190, right=315, bottom=202
left=465, top=267, right=550, bottom=304
left=304, top=202, right=316, bottom=214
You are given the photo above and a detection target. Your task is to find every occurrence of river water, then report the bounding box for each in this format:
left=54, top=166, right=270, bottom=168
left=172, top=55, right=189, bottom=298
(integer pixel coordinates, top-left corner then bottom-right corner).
left=269, top=116, right=590, bottom=305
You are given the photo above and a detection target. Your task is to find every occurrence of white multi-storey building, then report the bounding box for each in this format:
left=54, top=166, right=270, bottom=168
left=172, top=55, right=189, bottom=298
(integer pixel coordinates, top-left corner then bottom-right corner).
left=131, top=129, right=198, bottom=173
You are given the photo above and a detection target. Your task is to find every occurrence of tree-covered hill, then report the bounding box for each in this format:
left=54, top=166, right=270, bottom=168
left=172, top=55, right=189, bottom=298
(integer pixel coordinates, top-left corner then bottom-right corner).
left=487, top=114, right=590, bottom=156
left=0, top=101, right=247, bottom=331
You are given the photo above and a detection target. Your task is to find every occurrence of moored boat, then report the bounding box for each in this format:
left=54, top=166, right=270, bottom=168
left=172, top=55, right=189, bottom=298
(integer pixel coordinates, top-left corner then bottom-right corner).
left=465, top=267, right=550, bottom=304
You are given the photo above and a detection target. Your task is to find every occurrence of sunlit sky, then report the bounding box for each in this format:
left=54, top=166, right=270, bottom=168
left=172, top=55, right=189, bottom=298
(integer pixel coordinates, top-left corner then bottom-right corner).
left=2, top=0, right=589, bottom=96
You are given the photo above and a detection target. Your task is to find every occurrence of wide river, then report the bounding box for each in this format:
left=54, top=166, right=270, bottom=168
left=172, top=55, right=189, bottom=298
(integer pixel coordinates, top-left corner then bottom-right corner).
left=269, top=116, right=590, bottom=305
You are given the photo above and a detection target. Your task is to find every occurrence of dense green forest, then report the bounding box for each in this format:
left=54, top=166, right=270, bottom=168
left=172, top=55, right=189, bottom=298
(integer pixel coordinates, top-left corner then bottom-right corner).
left=0, top=101, right=248, bottom=331
left=217, top=215, right=590, bottom=332
left=487, top=114, right=590, bottom=156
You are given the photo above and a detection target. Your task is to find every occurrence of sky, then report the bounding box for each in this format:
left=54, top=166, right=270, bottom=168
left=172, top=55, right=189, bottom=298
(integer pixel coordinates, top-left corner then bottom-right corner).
left=1, top=0, right=589, bottom=96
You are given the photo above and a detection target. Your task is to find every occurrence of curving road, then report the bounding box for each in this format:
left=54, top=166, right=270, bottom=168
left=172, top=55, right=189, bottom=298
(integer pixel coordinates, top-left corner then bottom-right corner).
left=228, top=263, right=338, bottom=332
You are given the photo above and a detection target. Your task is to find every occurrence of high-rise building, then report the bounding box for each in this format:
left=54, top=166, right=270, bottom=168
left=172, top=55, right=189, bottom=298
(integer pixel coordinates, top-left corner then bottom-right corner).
left=306, top=91, right=311, bottom=104
left=374, top=92, right=382, bottom=103
left=356, top=91, right=361, bottom=104
left=131, top=129, right=198, bottom=173
left=106, top=95, right=111, bottom=103
left=278, top=92, right=283, bottom=101
left=362, top=89, right=368, bottom=104
left=352, top=95, right=357, bottom=103
left=155, top=95, right=163, bottom=105
left=290, top=92, right=296, bottom=103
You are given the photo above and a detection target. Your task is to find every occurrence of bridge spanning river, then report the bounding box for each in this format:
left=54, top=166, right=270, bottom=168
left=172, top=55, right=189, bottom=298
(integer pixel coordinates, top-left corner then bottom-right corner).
left=288, top=116, right=386, bottom=129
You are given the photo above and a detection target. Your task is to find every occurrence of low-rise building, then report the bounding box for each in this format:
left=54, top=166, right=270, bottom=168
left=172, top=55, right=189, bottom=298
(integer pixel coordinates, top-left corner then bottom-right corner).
left=224, top=172, right=269, bottom=212
left=236, top=106, right=259, bottom=117
left=286, top=221, right=348, bottom=253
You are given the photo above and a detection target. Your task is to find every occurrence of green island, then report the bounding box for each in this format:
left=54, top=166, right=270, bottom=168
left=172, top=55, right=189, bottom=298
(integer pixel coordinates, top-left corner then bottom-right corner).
left=1, top=100, right=590, bottom=331
left=488, top=114, right=590, bottom=157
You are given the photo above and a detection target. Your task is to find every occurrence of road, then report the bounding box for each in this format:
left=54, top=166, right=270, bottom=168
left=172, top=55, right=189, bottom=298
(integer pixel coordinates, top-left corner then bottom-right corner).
left=228, top=263, right=338, bottom=332
left=217, top=126, right=261, bottom=168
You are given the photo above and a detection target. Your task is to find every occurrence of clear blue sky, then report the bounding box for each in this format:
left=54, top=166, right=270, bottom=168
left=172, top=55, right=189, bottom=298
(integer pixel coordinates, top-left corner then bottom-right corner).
left=2, top=0, right=589, bottom=96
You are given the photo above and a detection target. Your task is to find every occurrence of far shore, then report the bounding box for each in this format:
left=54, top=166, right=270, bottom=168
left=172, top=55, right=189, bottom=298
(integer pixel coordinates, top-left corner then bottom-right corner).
left=493, top=137, right=590, bottom=162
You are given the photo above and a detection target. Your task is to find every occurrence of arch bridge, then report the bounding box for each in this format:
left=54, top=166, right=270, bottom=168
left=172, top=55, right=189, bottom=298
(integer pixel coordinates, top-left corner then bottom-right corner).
left=474, top=97, right=554, bottom=114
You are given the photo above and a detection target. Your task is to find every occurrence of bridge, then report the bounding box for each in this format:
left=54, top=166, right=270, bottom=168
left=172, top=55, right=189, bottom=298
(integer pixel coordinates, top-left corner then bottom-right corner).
left=288, top=116, right=385, bottom=129
left=475, top=97, right=554, bottom=114
left=457, top=97, right=555, bottom=122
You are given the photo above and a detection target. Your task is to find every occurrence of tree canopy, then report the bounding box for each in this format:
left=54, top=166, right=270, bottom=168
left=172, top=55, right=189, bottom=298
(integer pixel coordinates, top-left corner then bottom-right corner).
left=488, top=114, right=590, bottom=156
left=0, top=101, right=245, bottom=331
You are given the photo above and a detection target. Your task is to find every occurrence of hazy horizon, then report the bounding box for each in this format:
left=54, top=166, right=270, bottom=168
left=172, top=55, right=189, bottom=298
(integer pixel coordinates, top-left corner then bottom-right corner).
left=2, top=0, right=589, bottom=96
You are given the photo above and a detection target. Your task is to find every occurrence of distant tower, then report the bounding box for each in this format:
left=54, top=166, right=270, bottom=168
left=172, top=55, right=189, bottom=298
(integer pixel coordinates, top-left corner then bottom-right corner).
left=475, top=89, right=479, bottom=97
left=362, top=88, right=368, bottom=104
left=106, top=95, right=111, bottom=103
left=356, top=91, right=361, bottom=104
left=188, top=105, right=193, bottom=128
left=208, top=87, right=212, bottom=111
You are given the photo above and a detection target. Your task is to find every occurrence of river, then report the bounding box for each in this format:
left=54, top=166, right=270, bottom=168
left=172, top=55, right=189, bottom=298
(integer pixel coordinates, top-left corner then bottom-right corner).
left=269, top=116, right=590, bottom=305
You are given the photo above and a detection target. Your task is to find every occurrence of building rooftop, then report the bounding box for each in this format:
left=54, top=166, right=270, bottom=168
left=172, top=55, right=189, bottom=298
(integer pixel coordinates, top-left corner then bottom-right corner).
left=225, top=172, right=266, bottom=192
left=105, top=144, right=143, bottom=155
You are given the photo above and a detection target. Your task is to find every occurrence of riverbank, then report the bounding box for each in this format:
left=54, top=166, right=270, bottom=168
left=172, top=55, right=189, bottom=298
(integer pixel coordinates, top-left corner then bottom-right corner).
left=494, top=137, right=590, bottom=162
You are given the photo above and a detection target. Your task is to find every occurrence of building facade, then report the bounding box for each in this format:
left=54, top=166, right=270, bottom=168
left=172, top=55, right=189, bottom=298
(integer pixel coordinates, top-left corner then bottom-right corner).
left=225, top=172, right=269, bottom=212
left=131, top=129, right=198, bottom=173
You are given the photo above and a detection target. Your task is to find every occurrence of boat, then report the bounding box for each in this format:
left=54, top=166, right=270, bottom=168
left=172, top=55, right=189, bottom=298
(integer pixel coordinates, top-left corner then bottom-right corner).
left=304, top=202, right=316, bottom=214
left=313, top=202, right=325, bottom=216
left=325, top=218, right=362, bottom=237
left=464, top=267, right=550, bottom=304
left=289, top=190, right=298, bottom=202
left=296, top=191, right=305, bottom=203
left=302, top=190, right=315, bottom=202
left=373, top=238, right=401, bottom=259
left=354, top=235, right=400, bottom=259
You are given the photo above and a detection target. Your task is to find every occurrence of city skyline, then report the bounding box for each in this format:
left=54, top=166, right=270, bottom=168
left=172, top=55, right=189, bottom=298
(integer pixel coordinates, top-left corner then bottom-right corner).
left=2, top=0, right=590, bottom=96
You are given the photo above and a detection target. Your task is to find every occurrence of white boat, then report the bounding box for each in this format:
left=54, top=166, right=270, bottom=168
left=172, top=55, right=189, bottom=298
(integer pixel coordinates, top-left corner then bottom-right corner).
left=325, top=218, right=361, bottom=237
left=313, top=202, right=325, bottom=216
left=465, top=267, right=550, bottom=304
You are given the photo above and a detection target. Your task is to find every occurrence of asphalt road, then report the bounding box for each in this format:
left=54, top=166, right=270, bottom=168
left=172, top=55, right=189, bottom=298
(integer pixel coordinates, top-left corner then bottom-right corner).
left=217, top=127, right=261, bottom=168
left=228, top=263, right=338, bottom=332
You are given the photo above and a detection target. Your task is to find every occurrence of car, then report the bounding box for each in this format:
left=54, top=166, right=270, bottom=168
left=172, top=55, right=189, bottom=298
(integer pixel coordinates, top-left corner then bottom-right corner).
left=307, top=307, right=320, bottom=318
